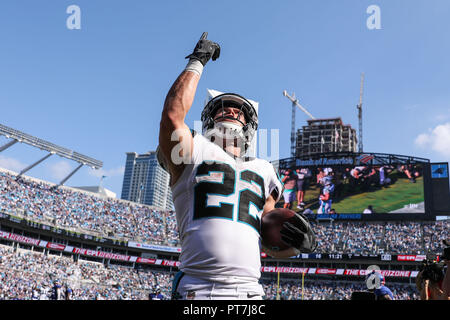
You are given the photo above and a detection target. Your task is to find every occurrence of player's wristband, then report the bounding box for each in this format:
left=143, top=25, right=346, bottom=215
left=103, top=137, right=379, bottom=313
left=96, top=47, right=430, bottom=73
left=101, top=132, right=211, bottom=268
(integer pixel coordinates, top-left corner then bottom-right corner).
left=184, top=59, right=204, bottom=77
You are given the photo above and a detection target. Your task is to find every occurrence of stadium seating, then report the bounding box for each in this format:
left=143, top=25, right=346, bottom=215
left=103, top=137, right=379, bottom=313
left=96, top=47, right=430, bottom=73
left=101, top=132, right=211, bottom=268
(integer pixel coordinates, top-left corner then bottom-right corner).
left=0, top=244, right=171, bottom=300
left=0, top=244, right=419, bottom=300
left=0, top=170, right=178, bottom=245
left=0, top=170, right=448, bottom=255
left=1, top=169, right=445, bottom=300
left=260, top=279, right=419, bottom=300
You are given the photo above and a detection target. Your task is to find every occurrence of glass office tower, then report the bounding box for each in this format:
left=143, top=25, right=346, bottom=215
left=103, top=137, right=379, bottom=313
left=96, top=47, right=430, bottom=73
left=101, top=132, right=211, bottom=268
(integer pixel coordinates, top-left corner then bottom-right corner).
left=121, top=151, right=173, bottom=210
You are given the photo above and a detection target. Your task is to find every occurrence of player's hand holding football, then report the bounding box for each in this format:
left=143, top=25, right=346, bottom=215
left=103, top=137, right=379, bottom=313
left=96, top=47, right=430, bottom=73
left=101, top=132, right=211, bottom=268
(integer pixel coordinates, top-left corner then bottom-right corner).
left=280, top=212, right=317, bottom=253
left=185, top=32, right=221, bottom=66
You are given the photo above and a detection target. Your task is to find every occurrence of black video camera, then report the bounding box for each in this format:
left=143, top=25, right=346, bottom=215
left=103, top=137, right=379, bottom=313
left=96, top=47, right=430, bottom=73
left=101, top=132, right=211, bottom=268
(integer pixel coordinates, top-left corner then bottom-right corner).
left=443, top=240, right=450, bottom=261
left=419, top=253, right=445, bottom=284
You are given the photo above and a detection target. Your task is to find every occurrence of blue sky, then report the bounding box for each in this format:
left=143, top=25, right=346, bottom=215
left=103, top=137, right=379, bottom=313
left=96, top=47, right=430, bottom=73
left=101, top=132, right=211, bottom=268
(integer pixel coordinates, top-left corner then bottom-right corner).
left=0, top=0, right=449, bottom=197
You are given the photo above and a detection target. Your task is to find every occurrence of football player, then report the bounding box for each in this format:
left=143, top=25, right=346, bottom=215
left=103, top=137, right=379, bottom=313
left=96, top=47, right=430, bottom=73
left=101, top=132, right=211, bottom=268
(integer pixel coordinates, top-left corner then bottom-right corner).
left=280, top=168, right=298, bottom=209
left=157, top=33, right=316, bottom=300
left=317, top=176, right=334, bottom=214
left=295, top=167, right=310, bottom=208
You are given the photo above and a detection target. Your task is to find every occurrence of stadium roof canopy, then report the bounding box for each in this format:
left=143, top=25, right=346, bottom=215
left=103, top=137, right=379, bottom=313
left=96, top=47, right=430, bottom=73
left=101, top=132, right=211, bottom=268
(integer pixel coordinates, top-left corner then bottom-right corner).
left=0, top=122, right=103, bottom=186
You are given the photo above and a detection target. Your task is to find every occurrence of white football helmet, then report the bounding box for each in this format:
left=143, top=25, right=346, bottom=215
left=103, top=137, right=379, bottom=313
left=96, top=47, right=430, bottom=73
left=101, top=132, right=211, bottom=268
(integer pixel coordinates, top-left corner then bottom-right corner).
left=201, top=93, right=258, bottom=156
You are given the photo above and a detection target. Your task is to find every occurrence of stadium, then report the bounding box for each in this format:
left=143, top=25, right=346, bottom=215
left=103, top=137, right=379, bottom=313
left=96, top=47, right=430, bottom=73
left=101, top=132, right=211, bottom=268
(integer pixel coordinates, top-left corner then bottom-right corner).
left=0, top=119, right=448, bottom=300
left=1, top=2, right=450, bottom=305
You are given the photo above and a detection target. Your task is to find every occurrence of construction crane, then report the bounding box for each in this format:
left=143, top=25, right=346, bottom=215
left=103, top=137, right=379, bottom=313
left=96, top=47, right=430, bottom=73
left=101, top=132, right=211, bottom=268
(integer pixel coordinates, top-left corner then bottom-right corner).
left=356, top=73, right=365, bottom=153
left=283, top=90, right=315, bottom=157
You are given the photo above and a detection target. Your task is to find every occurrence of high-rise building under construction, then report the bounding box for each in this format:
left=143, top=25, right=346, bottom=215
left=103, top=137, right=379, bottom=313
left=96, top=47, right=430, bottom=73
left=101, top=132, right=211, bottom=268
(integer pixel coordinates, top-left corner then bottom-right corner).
left=295, top=118, right=358, bottom=158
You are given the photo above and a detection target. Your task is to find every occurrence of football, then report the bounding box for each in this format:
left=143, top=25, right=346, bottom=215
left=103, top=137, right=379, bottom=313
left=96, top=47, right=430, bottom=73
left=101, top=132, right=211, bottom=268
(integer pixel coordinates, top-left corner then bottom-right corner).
left=261, top=208, right=296, bottom=251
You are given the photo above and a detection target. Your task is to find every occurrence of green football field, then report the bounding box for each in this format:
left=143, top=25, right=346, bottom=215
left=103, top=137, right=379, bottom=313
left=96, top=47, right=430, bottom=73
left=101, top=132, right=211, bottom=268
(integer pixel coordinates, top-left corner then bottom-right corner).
left=291, top=175, right=424, bottom=214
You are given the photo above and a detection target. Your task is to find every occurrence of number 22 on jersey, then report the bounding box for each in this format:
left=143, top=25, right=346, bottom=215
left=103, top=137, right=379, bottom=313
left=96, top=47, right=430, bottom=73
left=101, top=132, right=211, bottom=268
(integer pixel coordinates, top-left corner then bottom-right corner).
left=193, top=161, right=265, bottom=233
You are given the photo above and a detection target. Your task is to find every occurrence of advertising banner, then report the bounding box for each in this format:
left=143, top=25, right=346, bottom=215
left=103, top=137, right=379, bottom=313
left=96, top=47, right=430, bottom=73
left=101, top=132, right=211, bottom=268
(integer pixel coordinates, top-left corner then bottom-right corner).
left=0, top=229, right=423, bottom=279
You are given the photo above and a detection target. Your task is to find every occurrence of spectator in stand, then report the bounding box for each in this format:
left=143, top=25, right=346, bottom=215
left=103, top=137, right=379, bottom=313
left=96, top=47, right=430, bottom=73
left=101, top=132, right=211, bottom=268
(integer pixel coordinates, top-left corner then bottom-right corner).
left=65, top=284, right=73, bottom=300
left=31, top=285, right=40, bottom=300
left=50, top=280, right=62, bottom=300
left=149, top=286, right=164, bottom=300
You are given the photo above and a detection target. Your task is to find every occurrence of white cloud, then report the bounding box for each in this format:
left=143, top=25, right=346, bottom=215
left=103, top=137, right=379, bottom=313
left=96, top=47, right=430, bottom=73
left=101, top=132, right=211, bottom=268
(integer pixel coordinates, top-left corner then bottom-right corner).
left=414, top=133, right=430, bottom=147
left=415, top=122, right=450, bottom=157
left=48, top=161, right=73, bottom=180
left=0, top=156, right=26, bottom=173
left=88, top=166, right=125, bottom=179
left=433, top=113, right=450, bottom=122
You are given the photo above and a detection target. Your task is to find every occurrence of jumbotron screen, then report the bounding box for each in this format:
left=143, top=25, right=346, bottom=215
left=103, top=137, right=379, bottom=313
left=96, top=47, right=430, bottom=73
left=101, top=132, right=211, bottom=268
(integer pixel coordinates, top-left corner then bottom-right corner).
left=278, top=163, right=425, bottom=215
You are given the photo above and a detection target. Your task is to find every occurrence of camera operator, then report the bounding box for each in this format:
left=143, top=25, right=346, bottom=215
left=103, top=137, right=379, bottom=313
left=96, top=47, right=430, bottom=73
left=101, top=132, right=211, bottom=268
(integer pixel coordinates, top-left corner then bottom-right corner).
left=416, top=244, right=450, bottom=300
left=442, top=240, right=450, bottom=299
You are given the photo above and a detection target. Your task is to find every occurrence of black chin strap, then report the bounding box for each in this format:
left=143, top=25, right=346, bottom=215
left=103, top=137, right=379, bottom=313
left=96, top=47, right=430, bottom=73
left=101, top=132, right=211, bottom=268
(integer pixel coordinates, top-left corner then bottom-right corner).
left=213, top=100, right=247, bottom=128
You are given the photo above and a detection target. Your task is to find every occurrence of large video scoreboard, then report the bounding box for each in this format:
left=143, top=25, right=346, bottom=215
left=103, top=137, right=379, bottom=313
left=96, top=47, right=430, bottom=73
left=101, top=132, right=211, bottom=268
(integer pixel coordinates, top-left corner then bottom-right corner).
left=276, top=152, right=450, bottom=221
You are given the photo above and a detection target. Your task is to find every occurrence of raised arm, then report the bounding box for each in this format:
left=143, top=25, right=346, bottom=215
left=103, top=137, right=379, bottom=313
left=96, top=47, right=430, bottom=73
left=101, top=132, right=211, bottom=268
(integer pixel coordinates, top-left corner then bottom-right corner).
left=158, top=32, right=220, bottom=185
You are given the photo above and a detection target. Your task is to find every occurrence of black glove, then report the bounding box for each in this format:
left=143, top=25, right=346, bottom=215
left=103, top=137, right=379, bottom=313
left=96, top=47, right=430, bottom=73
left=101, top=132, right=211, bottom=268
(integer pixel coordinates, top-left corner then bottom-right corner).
left=185, top=32, right=221, bottom=66
left=280, top=212, right=317, bottom=253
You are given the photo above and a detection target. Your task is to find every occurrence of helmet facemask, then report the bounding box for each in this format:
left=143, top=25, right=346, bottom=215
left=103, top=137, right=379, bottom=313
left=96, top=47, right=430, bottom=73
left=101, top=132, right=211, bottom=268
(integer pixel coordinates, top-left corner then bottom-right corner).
left=201, top=93, right=258, bottom=156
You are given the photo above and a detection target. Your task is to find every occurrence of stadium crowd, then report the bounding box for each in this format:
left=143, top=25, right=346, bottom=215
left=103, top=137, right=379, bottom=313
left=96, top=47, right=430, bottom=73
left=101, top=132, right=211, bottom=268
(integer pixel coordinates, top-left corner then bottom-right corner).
left=260, top=279, right=419, bottom=300
left=0, top=170, right=448, bottom=256
left=0, top=244, right=172, bottom=300
left=0, top=244, right=419, bottom=300
left=0, top=171, right=179, bottom=245
left=310, top=220, right=448, bottom=255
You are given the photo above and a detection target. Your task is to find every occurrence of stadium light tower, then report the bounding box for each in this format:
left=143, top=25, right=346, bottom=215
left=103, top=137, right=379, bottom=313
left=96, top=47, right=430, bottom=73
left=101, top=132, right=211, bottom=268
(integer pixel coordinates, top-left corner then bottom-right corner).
left=0, top=123, right=103, bottom=187
left=283, top=90, right=315, bottom=157
left=357, top=73, right=365, bottom=153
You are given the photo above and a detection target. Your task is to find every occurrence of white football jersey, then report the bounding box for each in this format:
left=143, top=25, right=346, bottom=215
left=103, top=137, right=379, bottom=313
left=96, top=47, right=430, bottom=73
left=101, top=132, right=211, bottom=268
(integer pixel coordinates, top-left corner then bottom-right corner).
left=169, top=132, right=283, bottom=283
